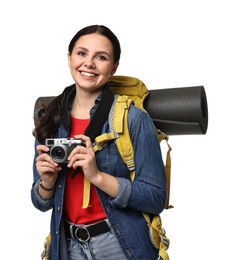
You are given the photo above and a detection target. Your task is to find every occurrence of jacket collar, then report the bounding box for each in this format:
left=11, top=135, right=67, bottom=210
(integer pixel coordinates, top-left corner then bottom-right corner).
left=60, top=84, right=106, bottom=132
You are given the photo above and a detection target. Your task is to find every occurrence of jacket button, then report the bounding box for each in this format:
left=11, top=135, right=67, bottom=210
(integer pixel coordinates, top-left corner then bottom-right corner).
left=57, top=206, right=60, bottom=211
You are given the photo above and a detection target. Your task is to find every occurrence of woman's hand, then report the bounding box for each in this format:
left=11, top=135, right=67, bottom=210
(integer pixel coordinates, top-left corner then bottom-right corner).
left=67, top=135, right=119, bottom=198
left=67, top=135, right=100, bottom=182
left=36, top=144, right=62, bottom=198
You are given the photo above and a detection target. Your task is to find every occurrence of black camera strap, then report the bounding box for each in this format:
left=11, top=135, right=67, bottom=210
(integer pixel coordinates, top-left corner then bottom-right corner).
left=61, top=84, right=114, bottom=142
left=84, top=88, right=115, bottom=142
left=71, top=88, right=114, bottom=178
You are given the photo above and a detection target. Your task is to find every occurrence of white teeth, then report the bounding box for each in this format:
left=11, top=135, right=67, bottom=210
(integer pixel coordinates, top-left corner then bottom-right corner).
left=81, top=71, right=95, bottom=77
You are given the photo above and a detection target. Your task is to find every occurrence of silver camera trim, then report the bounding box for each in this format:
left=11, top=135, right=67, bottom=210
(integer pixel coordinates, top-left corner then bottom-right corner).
left=45, top=138, right=85, bottom=163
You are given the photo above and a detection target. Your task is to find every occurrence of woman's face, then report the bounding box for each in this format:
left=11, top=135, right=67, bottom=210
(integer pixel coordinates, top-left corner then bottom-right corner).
left=68, top=33, right=119, bottom=92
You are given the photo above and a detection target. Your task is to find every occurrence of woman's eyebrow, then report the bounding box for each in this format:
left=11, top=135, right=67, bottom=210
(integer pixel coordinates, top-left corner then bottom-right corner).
left=74, top=46, right=88, bottom=52
left=74, top=47, right=111, bottom=57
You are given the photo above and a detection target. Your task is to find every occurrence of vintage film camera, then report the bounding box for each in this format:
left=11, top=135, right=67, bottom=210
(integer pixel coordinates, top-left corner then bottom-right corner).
left=45, top=138, right=86, bottom=163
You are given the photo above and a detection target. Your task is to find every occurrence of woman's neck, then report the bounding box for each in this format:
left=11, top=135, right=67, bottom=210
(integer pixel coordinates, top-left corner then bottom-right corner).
left=71, top=88, right=102, bottom=119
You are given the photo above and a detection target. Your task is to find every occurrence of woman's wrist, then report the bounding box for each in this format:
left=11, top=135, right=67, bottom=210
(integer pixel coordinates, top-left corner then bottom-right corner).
left=39, top=179, right=55, bottom=192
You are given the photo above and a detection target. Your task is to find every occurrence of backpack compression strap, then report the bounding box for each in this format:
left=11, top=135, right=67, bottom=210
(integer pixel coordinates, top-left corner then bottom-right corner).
left=158, top=133, right=173, bottom=209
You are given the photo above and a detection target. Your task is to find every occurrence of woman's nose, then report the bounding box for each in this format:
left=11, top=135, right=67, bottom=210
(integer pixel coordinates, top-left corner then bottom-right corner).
left=84, top=57, right=96, bottom=69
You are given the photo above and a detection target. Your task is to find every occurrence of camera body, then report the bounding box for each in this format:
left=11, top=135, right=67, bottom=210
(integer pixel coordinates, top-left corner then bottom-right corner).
left=45, top=138, right=86, bottom=163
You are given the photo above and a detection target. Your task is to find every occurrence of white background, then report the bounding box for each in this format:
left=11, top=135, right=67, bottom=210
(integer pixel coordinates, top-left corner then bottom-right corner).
left=0, top=1, right=237, bottom=259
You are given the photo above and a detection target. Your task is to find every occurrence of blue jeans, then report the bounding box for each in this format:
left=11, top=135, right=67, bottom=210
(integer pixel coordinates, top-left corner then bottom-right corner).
left=66, top=226, right=127, bottom=260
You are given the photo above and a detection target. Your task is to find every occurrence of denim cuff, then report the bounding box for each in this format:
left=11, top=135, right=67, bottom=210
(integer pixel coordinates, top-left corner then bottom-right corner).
left=109, top=177, right=132, bottom=208
left=33, top=179, right=54, bottom=208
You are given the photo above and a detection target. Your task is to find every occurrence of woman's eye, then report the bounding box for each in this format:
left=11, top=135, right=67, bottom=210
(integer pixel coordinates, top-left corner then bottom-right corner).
left=97, top=55, right=107, bottom=61
left=77, top=51, right=85, bottom=56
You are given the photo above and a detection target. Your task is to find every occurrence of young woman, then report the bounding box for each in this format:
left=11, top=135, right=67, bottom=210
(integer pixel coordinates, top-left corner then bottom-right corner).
left=31, top=25, right=167, bottom=260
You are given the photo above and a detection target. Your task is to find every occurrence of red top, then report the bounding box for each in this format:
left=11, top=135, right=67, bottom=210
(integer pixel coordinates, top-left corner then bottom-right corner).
left=63, top=117, right=106, bottom=224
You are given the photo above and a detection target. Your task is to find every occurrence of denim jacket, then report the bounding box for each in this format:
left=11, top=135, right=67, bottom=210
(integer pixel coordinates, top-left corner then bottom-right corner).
left=31, top=90, right=167, bottom=260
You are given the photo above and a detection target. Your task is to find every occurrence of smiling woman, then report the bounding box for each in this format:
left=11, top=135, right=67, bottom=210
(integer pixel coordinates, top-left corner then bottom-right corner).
left=31, top=25, right=167, bottom=260
left=68, top=33, right=119, bottom=100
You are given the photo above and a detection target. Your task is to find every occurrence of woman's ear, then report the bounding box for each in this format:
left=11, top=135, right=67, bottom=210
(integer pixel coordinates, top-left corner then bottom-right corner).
left=110, top=62, right=119, bottom=76
left=67, top=53, right=71, bottom=68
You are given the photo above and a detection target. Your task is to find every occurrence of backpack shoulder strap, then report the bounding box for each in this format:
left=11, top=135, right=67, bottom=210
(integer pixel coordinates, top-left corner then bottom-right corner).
left=113, top=95, right=136, bottom=178
left=94, top=94, right=135, bottom=178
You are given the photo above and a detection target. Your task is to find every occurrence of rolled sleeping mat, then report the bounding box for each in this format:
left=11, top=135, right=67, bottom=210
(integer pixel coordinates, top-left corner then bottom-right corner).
left=144, top=86, right=208, bottom=135
left=33, top=86, right=208, bottom=136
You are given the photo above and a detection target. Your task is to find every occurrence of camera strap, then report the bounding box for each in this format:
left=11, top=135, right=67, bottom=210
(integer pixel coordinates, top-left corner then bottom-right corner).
left=71, top=88, right=114, bottom=180
left=84, top=88, right=115, bottom=142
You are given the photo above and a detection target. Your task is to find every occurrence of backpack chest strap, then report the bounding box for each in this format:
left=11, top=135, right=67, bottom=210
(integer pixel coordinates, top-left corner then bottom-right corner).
left=93, top=132, right=119, bottom=152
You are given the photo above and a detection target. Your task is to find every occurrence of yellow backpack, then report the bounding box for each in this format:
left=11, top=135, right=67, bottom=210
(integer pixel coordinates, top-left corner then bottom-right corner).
left=38, top=76, right=172, bottom=260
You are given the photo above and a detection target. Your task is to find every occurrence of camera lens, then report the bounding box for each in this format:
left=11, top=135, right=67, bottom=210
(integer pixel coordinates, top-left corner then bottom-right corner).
left=50, top=145, right=67, bottom=163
